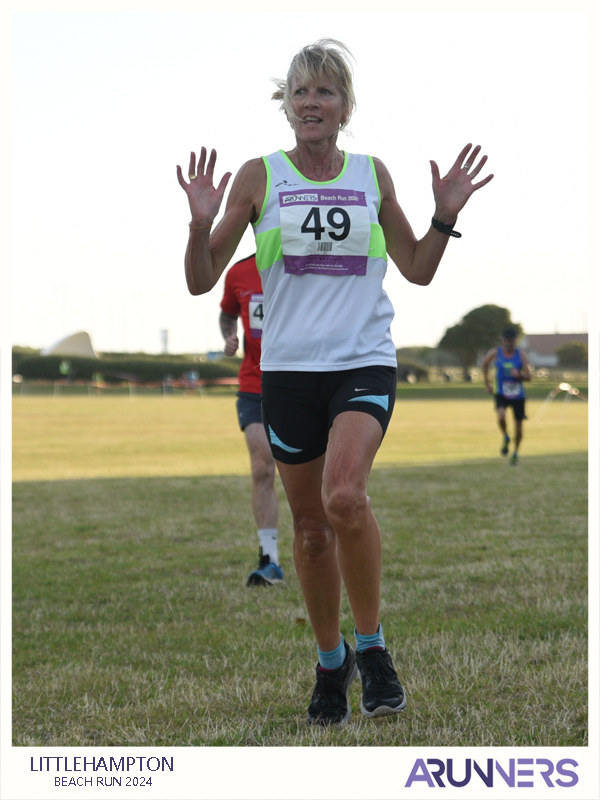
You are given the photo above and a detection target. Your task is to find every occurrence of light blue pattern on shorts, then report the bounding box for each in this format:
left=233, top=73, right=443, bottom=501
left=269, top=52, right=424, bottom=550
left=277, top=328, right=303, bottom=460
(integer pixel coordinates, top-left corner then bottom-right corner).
left=348, top=394, right=389, bottom=410
left=268, top=425, right=303, bottom=453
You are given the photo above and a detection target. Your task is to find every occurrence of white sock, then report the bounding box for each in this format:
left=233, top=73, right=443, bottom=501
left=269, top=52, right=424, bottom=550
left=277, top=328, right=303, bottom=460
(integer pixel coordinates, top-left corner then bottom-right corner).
left=258, top=529, right=279, bottom=564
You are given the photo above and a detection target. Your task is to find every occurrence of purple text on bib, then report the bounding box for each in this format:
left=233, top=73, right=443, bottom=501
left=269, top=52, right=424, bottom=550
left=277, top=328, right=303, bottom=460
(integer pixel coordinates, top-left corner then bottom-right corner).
left=279, top=189, right=367, bottom=207
left=284, top=255, right=367, bottom=276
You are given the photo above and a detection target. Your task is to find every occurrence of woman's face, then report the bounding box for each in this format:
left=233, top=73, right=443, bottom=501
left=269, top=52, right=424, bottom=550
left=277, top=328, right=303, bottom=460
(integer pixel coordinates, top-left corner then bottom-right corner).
left=288, top=73, right=346, bottom=144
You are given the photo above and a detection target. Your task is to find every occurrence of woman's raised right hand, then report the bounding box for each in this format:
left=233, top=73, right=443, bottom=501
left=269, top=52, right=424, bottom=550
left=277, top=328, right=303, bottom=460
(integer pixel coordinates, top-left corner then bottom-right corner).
left=176, top=148, right=232, bottom=226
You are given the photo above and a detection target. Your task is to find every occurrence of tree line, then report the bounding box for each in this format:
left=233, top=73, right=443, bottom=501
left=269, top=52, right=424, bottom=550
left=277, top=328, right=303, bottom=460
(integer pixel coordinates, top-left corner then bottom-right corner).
left=12, top=304, right=587, bottom=383
left=438, top=304, right=587, bottom=377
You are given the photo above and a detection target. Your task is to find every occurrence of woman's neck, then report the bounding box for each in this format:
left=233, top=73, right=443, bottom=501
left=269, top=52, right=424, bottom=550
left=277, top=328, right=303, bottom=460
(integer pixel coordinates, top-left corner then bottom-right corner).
left=287, top=140, right=344, bottom=181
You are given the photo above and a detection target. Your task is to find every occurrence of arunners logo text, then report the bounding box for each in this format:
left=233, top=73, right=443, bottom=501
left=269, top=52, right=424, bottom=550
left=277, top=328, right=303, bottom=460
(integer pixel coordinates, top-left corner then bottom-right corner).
left=405, top=758, right=579, bottom=789
left=282, top=193, right=318, bottom=204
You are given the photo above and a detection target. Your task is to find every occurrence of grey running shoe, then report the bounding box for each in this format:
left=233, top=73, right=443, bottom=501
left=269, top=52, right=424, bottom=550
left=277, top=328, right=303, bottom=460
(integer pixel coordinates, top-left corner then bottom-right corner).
left=246, top=550, right=284, bottom=587
left=356, top=647, right=407, bottom=718
left=307, top=640, right=358, bottom=726
left=501, top=434, right=510, bottom=456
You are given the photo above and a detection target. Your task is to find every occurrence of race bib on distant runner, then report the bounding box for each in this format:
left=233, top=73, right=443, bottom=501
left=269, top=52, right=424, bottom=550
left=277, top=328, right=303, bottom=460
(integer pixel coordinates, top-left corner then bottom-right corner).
left=249, top=293, right=264, bottom=339
left=279, top=189, right=371, bottom=276
left=501, top=380, right=521, bottom=398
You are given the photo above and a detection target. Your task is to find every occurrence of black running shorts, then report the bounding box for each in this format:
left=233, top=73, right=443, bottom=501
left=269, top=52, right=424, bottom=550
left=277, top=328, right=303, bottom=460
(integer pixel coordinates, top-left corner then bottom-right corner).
left=236, top=392, right=263, bottom=431
left=494, top=394, right=527, bottom=421
left=261, top=366, right=397, bottom=465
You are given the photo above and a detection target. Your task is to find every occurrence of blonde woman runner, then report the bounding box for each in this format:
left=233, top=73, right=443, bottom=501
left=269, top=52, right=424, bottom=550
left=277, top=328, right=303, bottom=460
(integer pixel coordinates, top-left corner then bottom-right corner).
left=177, top=39, right=493, bottom=725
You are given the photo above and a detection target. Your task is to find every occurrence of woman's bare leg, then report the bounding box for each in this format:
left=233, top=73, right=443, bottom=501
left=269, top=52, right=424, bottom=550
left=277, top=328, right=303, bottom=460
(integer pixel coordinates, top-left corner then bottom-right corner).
left=322, top=412, right=383, bottom=636
left=276, top=411, right=384, bottom=644
left=275, top=455, right=342, bottom=652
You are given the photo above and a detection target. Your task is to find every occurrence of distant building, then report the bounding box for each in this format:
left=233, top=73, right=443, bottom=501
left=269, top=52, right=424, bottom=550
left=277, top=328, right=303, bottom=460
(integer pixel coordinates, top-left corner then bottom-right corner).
left=41, top=331, right=98, bottom=358
left=520, top=333, right=588, bottom=367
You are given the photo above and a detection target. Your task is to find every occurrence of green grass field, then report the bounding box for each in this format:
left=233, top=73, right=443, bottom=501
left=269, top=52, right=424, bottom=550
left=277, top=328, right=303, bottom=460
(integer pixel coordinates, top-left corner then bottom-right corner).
left=12, top=391, right=587, bottom=481
left=12, top=393, right=588, bottom=746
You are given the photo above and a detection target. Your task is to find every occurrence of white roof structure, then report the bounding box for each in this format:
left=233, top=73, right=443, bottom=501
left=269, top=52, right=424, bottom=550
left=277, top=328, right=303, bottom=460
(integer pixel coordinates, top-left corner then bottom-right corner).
left=41, top=331, right=98, bottom=358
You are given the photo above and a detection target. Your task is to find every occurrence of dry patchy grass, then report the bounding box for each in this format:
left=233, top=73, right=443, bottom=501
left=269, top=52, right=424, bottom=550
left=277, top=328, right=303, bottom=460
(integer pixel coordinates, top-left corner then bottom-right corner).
left=13, top=453, right=587, bottom=746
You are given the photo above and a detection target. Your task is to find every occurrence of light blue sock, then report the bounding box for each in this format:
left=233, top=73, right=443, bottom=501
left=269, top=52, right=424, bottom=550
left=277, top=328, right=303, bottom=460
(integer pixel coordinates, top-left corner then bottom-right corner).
left=317, top=635, right=346, bottom=671
left=355, top=624, right=385, bottom=653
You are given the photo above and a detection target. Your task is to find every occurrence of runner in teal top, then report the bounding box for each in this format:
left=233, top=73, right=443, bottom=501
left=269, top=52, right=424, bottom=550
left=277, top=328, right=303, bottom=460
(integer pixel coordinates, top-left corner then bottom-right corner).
left=482, top=327, right=532, bottom=464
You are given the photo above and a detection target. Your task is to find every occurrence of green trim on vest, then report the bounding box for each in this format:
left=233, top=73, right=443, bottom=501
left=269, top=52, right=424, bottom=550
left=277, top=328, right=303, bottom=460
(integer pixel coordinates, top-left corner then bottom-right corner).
left=369, top=223, right=387, bottom=259
left=254, top=151, right=386, bottom=272
left=278, top=149, right=349, bottom=185
left=368, top=156, right=381, bottom=214
left=252, top=156, right=271, bottom=228
left=255, top=227, right=283, bottom=273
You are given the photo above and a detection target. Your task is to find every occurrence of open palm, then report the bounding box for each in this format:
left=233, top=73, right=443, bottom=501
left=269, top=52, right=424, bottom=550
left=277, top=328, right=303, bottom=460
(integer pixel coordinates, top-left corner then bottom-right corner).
left=430, top=144, right=493, bottom=221
left=176, top=147, right=232, bottom=224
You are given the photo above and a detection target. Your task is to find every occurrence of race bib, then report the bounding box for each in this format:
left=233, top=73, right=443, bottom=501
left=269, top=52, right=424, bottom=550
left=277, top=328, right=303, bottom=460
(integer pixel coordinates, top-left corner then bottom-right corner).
left=279, top=189, right=371, bottom=276
left=501, top=380, right=521, bottom=399
left=249, top=293, right=264, bottom=339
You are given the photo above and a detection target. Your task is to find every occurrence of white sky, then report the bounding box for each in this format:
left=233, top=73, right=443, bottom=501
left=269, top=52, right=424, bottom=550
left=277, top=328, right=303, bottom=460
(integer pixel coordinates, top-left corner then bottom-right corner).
left=11, top=10, right=589, bottom=357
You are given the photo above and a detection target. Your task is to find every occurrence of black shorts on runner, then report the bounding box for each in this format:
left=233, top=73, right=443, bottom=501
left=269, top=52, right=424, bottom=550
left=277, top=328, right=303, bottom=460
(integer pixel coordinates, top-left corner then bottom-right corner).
left=261, top=366, right=397, bottom=465
left=236, top=392, right=263, bottom=431
left=494, top=394, right=527, bottom=421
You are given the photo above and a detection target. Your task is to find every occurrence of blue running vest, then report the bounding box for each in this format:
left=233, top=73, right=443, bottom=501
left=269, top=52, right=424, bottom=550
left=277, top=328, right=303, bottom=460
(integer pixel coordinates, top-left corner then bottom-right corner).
left=494, top=347, right=525, bottom=399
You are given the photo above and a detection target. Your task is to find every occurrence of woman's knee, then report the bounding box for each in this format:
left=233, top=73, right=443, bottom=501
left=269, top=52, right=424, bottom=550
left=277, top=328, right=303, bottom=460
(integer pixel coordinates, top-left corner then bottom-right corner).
left=322, top=482, right=368, bottom=526
left=294, top=520, right=334, bottom=559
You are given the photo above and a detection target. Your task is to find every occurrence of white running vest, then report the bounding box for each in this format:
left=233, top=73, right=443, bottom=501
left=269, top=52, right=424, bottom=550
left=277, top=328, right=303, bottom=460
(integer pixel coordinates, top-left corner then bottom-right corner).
left=253, top=150, right=397, bottom=372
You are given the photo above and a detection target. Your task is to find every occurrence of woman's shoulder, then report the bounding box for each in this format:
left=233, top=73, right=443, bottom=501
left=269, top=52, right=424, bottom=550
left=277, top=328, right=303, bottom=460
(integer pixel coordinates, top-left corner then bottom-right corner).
left=219, top=157, right=268, bottom=226
left=236, top=156, right=268, bottom=178
left=366, top=156, right=395, bottom=200
left=230, top=157, right=267, bottom=200
left=369, top=155, right=390, bottom=176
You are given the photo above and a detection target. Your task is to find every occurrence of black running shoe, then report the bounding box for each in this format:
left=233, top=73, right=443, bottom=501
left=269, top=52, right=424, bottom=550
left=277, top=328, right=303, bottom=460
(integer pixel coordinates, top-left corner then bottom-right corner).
left=307, top=640, right=358, bottom=726
left=356, top=647, right=407, bottom=718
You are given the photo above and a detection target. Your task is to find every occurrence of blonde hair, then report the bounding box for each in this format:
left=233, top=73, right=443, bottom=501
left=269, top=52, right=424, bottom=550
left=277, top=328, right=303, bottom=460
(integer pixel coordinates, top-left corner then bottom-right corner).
left=272, top=39, right=356, bottom=131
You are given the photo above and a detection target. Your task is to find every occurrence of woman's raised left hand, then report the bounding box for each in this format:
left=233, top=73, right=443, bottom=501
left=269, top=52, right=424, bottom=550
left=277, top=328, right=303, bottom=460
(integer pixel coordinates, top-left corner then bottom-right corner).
left=429, top=143, right=493, bottom=225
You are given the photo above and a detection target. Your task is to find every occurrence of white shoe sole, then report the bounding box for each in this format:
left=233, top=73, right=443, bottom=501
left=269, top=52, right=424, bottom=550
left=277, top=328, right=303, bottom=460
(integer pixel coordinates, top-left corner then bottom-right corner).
left=360, top=695, right=407, bottom=718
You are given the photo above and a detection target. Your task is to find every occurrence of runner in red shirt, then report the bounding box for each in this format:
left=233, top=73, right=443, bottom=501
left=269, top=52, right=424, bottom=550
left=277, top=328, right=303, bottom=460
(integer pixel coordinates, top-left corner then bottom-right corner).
left=220, top=254, right=283, bottom=586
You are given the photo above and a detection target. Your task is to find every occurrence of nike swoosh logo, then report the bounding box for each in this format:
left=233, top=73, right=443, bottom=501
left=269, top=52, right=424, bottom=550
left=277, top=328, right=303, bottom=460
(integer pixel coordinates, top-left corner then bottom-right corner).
left=354, top=388, right=369, bottom=391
